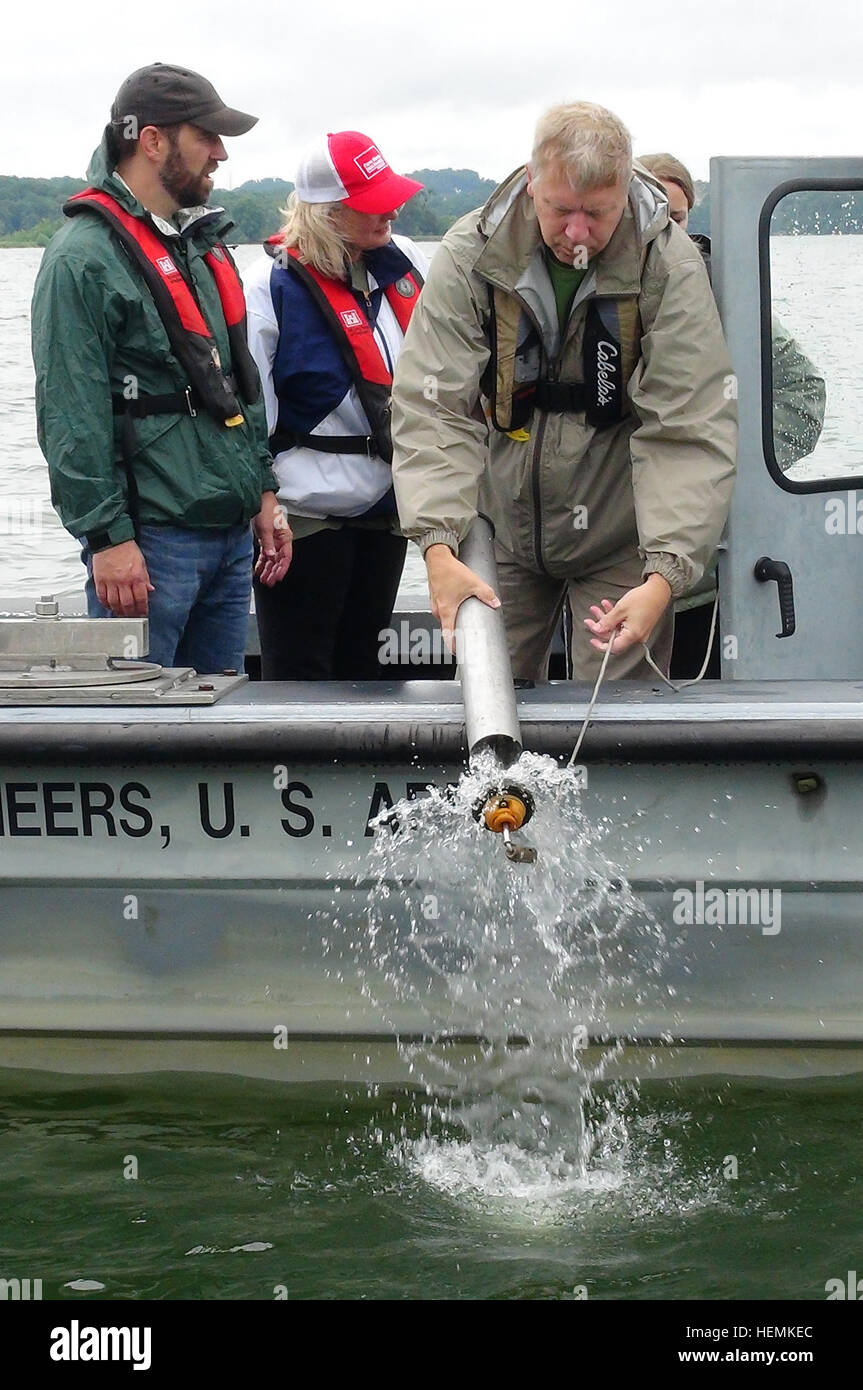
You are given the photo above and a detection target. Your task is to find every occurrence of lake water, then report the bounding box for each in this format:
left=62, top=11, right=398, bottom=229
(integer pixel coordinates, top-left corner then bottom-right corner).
left=2, top=234, right=863, bottom=1311
left=3, top=1067, right=863, bottom=1303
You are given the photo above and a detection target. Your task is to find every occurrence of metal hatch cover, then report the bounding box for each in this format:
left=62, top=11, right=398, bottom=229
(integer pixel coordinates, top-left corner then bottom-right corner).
left=0, top=669, right=248, bottom=706
left=0, top=598, right=247, bottom=704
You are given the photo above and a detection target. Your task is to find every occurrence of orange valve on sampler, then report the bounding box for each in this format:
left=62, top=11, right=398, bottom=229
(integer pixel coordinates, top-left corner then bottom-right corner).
left=482, top=793, right=530, bottom=834
left=473, top=783, right=535, bottom=832
left=472, top=784, right=536, bottom=861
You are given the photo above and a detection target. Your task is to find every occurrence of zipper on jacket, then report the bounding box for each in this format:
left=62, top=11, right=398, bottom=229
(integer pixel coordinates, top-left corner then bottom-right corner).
left=359, top=283, right=397, bottom=377
left=530, top=408, right=550, bottom=575
left=528, top=286, right=602, bottom=576
left=377, top=327, right=395, bottom=377
left=357, top=284, right=395, bottom=374
left=497, top=285, right=553, bottom=577
left=529, top=343, right=563, bottom=576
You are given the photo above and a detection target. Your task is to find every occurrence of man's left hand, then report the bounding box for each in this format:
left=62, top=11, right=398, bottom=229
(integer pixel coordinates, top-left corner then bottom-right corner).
left=583, top=574, right=672, bottom=654
left=253, top=492, right=293, bottom=586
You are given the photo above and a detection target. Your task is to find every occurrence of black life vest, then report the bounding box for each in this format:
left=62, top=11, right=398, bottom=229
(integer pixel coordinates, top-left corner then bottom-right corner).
left=64, top=188, right=260, bottom=427
left=485, top=276, right=644, bottom=436
left=265, top=239, right=423, bottom=463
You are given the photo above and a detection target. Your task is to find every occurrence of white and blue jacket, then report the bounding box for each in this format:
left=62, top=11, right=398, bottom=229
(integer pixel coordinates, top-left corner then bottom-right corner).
left=243, top=235, right=429, bottom=519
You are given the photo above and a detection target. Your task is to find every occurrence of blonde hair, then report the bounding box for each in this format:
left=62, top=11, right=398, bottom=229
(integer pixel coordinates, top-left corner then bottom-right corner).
left=638, top=153, right=696, bottom=210
left=273, top=191, right=351, bottom=280
left=531, top=102, right=632, bottom=191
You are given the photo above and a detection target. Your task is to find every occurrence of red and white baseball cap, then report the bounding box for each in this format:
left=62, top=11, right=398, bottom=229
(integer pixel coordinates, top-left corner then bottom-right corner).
left=294, top=131, right=424, bottom=214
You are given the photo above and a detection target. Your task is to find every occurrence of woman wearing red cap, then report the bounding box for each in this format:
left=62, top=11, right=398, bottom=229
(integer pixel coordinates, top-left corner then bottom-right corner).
left=244, top=130, right=428, bottom=679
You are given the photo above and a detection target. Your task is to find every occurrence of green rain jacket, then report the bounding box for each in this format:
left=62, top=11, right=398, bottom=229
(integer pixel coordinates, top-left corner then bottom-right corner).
left=31, top=136, right=277, bottom=550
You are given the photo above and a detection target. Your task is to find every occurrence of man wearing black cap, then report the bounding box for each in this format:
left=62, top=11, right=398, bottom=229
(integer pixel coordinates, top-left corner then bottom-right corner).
left=31, top=64, right=292, bottom=674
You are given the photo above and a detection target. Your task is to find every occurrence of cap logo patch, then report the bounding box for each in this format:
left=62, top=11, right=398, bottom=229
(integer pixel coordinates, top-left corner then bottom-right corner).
left=156, top=255, right=177, bottom=275
left=354, top=145, right=387, bottom=180
left=340, top=308, right=363, bottom=328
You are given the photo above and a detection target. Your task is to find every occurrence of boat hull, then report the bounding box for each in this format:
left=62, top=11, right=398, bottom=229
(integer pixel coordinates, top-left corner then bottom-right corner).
left=2, top=680, right=863, bottom=1075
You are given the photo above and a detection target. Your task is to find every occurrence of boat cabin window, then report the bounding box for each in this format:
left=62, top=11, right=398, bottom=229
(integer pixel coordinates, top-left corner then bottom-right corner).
left=762, top=184, right=863, bottom=490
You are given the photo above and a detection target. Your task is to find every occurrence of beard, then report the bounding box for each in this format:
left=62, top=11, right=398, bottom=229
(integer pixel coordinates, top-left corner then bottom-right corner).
left=158, top=143, right=211, bottom=208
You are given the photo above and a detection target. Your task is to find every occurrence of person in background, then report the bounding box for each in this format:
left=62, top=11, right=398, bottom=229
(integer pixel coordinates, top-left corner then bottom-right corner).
left=243, top=132, right=428, bottom=680
left=639, top=152, right=827, bottom=471
left=391, top=103, right=737, bottom=682
left=32, top=63, right=290, bottom=674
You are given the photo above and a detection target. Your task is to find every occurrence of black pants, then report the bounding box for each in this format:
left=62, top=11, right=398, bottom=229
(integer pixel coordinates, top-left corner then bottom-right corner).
left=254, top=525, right=407, bottom=680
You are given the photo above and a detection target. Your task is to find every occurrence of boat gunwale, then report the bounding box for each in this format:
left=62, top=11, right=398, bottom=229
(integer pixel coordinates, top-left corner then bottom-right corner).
left=0, top=680, right=862, bottom=760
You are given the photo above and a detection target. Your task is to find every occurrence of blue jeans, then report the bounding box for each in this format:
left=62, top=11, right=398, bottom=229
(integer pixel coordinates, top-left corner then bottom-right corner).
left=85, top=523, right=254, bottom=674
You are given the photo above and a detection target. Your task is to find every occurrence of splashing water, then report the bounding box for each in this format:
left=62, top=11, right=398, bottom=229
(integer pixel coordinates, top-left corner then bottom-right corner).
left=355, top=752, right=681, bottom=1199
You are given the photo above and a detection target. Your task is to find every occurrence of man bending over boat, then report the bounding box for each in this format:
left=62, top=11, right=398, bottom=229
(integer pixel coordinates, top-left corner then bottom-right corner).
left=31, top=64, right=291, bottom=673
left=391, top=102, right=738, bottom=680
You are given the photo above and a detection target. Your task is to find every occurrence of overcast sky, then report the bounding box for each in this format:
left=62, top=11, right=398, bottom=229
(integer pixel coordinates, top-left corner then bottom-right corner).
left=5, top=0, right=862, bottom=186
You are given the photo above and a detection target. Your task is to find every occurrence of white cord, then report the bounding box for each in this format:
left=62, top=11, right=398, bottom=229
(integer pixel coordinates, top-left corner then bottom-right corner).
left=641, top=588, right=720, bottom=692
left=566, top=589, right=719, bottom=765
left=567, top=628, right=618, bottom=766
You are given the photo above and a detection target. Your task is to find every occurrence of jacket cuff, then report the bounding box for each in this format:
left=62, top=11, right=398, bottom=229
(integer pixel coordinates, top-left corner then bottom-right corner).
left=642, top=552, right=692, bottom=600
left=419, top=529, right=460, bottom=557
left=85, top=518, right=136, bottom=552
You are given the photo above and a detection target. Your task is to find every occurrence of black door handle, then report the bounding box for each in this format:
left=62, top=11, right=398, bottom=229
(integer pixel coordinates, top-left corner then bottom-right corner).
left=754, top=556, right=796, bottom=638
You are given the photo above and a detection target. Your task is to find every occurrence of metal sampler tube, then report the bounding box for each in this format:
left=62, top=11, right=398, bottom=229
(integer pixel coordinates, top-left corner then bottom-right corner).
left=456, top=517, right=537, bottom=864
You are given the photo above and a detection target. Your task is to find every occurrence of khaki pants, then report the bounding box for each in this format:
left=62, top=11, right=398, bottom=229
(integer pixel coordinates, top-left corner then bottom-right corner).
left=494, top=545, right=674, bottom=682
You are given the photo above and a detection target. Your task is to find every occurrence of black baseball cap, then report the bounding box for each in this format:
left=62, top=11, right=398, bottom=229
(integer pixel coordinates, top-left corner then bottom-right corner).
left=110, top=63, right=257, bottom=136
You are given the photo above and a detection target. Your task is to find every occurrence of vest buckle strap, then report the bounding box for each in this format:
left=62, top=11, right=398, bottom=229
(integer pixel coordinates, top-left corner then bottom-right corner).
left=112, top=388, right=200, bottom=419
left=533, top=380, right=587, bottom=413
left=268, top=429, right=378, bottom=457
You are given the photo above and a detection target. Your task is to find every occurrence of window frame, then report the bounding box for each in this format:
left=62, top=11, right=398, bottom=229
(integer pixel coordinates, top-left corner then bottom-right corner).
left=758, top=177, right=863, bottom=493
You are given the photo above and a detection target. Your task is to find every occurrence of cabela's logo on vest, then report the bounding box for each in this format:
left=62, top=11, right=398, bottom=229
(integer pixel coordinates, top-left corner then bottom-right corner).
left=595, top=339, right=619, bottom=408
left=394, top=277, right=416, bottom=298
left=355, top=146, right=387, bottom=180
left=340, top=308, right=364, bottom=329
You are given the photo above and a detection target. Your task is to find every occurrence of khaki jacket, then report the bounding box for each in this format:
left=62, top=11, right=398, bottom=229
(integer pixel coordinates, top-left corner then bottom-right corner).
left=391, top=167, right=737, bottom=598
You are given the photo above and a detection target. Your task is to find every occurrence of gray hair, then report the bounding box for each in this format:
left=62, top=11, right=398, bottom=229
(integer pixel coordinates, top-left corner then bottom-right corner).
left=531, top=101, right=632, bottom=191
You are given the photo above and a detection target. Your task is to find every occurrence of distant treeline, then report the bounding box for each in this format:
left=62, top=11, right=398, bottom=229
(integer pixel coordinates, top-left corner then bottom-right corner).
left=0, top=169, right=500, bottom=246
left=0, top=171, right=860, bottom=247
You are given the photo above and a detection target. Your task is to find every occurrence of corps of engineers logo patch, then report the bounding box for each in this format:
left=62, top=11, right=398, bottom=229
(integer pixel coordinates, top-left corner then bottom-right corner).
left=354, top=145, right=386, bottom=180
left=394, top=277, right=415, bottom=297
